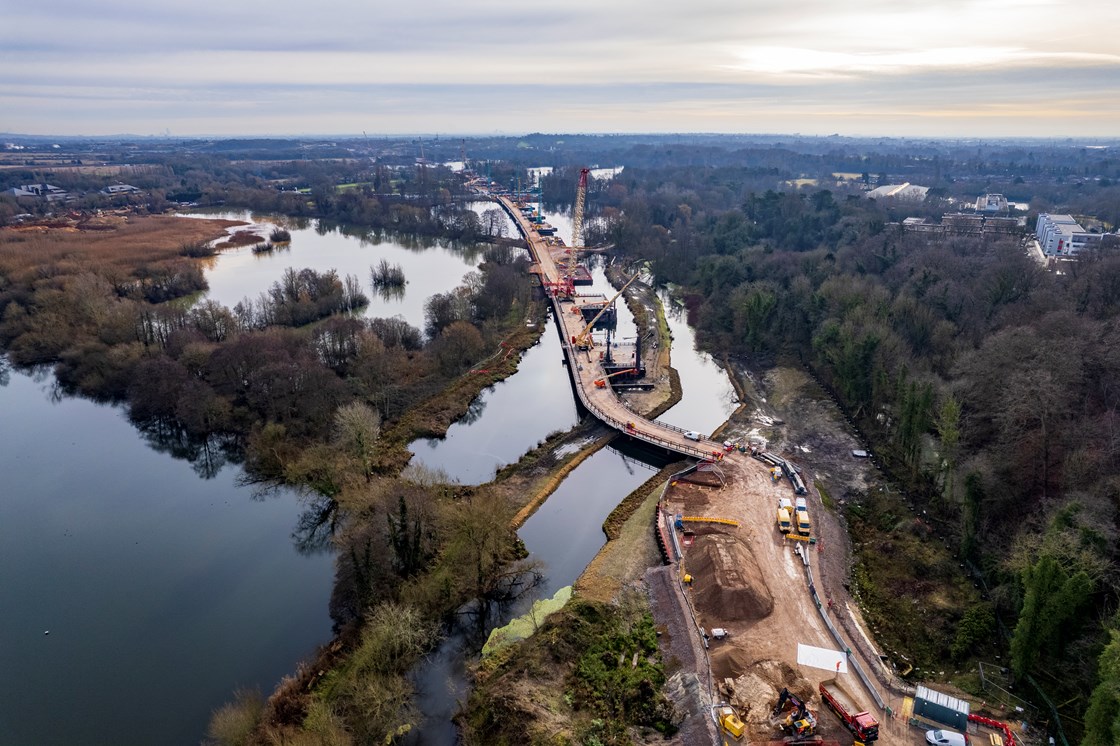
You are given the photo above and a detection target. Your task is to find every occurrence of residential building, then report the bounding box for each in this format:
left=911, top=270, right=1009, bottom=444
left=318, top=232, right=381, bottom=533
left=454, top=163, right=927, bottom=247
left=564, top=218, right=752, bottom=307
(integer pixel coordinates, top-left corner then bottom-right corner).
left=100, top=183, right=141, bottom=195
left=3, top=183, right=69, bottom=202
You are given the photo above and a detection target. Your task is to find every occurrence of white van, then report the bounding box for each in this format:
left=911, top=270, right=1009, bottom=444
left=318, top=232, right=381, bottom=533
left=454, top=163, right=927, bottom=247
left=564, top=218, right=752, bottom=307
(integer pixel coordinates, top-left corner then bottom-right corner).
left=925, top=730, right=967, bottom=746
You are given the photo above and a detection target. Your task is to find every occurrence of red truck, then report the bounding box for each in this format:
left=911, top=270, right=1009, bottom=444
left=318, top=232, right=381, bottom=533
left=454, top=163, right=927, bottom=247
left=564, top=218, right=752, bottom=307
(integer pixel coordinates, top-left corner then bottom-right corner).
left=819, top=679, right=879, bottom=742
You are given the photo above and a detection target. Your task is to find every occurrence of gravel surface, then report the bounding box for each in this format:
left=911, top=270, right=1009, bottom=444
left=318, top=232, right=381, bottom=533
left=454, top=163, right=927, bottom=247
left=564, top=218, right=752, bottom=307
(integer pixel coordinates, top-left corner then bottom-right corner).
left=646, top=564, right=719, bottom=745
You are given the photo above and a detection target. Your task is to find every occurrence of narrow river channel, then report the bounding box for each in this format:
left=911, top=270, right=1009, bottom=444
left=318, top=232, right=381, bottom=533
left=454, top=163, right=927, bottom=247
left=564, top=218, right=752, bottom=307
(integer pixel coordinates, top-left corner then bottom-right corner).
left=404, top=194, right=737, bottom=744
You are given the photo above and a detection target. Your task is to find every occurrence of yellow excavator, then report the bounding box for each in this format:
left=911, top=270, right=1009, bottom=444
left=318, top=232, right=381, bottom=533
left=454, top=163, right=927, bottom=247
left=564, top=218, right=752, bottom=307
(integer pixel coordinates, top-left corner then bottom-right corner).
left=773, top=688, right=818, bottom=738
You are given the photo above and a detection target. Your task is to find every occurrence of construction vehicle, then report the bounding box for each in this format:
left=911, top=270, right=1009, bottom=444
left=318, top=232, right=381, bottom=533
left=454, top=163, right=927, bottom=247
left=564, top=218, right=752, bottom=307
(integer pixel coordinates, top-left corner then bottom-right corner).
left=795, top=499, right=811, bottom=537
left=773, top=688, right=818, bottom=738
left=593, top=368, right=638, bottom=388
left=716, top=704, right=745, bottom=740
left=571, top=167, right=590, bottom=250
left=819, top=679, right=879, bottom=742
left=777, top=497, right=793, bottom=534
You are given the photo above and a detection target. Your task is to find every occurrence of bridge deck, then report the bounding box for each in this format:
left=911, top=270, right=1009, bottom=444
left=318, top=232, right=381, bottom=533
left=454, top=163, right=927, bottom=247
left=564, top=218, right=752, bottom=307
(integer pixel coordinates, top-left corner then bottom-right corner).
left=498, top=196, right=722, bottom=461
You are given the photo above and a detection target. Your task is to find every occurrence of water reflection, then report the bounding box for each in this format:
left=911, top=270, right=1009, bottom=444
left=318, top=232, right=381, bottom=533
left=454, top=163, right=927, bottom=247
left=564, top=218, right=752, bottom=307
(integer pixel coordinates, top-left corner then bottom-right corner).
left=192, top=210, right=485, bottom=332
left=374, top=283, right=407, bottom=302
left=407, top=311, right=579, bottom=484
left=0, top=367, right=334, bottom=744
left=291, top=495, right=341, bottom=557
left=135, top=419, right=239, bottom=479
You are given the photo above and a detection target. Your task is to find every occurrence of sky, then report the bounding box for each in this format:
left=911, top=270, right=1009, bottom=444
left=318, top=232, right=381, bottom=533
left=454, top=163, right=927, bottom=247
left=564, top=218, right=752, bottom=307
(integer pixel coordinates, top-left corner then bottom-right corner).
left=3, top=0, right=1119, bottom=138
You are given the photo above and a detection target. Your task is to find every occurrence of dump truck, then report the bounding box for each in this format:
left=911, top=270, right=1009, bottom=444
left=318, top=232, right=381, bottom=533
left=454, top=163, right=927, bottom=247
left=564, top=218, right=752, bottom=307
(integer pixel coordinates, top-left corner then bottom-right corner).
left=794, top=497, right=811, bottom=535
left=795, top=508, right=811, bottom=536
left=777, top=497, right=793, bottom=533
left=819, top=679, right=879, bottom=742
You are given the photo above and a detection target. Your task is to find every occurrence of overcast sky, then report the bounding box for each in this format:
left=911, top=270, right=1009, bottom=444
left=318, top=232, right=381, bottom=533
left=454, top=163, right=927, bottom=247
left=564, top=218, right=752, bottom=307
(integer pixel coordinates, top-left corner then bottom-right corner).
left=3, top=0, right=1118, bottom=138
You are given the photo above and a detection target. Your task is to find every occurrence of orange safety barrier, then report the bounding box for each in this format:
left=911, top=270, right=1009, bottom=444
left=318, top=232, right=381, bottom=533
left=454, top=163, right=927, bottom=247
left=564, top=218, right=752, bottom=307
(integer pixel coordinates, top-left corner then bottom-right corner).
left=968, top=714, right=1016, bottom=746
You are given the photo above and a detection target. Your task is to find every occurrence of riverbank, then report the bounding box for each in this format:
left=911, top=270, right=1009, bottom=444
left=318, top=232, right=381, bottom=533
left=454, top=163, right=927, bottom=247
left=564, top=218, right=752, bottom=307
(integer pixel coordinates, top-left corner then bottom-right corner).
left=373, top=301, right=551, bottom=474
left=605, top=263, right=681, bottom=421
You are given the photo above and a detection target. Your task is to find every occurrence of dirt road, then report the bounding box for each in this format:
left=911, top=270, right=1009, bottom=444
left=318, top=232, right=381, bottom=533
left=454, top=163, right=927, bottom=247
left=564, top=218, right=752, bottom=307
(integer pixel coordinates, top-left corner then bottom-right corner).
left=658, top=450, right=909, bottom=745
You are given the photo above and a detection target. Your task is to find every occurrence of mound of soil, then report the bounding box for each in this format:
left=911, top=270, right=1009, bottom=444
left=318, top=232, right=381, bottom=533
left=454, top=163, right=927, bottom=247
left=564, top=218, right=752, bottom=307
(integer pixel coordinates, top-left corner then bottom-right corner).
left=689, top=533, right=773, bottom=622
left=711, top=653, right=814, bottom=723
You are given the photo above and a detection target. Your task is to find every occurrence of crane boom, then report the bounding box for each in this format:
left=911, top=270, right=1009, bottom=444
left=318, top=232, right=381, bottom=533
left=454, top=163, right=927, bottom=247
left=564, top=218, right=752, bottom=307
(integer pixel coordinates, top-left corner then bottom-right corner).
left=571, top=167, right=590, bottom=250
left=594, top=368, right=638, bottom=388
left=572, top=272, right=639, bottom=350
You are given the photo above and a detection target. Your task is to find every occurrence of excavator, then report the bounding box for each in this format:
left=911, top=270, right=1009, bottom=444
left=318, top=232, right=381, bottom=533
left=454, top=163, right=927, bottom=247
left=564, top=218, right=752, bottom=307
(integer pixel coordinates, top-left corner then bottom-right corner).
left=773, top=688, right=818, bottom=739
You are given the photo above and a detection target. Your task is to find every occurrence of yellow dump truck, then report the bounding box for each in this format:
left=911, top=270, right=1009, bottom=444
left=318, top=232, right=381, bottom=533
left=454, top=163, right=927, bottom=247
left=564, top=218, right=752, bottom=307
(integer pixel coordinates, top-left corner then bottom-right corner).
left=777, top=497, right=793, bottom=534
left=795, top=497, right=811, bottom=536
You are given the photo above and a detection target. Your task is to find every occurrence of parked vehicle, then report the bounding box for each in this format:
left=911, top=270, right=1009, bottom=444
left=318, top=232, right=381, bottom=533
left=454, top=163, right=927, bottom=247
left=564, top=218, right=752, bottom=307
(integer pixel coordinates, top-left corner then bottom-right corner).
left=776, top=497, right=793, bottom=534
left=796, top=508, right=811, bottom=536
left=925, top=730, right=967, bottom=746
left=819, top=679, right=879, bottom=742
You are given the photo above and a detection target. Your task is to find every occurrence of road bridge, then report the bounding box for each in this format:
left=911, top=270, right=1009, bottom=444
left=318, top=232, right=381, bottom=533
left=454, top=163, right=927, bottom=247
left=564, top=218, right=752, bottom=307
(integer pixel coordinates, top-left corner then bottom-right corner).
left=497, top=195, right=723, bottom=462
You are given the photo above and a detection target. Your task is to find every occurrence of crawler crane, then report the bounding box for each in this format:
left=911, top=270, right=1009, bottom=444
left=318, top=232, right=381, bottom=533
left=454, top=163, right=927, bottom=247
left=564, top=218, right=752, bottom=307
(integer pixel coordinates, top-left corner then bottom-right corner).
left=571, top=272, right=639, bottom=350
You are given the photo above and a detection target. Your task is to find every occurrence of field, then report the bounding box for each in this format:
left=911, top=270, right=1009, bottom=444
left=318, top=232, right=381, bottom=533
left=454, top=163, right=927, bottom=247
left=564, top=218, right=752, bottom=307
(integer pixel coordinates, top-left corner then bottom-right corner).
left=0, top=215, right=245, bottom=277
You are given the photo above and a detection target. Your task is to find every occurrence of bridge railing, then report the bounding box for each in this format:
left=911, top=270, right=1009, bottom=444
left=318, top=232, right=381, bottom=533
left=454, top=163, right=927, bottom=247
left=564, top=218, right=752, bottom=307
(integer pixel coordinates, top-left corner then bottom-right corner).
left=559, top=329, right=714, bottom=460
left=505, top=194, right=714, bottom=461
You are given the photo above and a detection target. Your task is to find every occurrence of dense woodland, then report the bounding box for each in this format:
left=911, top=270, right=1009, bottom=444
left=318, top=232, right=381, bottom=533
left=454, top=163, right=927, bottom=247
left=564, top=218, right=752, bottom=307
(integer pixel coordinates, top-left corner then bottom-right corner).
left=4, top=134, right=1120, bottom=743
left=544, top=155, right=1120, bottom=743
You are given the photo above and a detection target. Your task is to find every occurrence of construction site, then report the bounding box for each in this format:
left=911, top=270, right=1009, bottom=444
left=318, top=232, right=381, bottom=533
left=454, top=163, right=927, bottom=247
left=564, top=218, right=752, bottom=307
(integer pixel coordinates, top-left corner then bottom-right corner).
left=490, top=169, right=1029, bottom=746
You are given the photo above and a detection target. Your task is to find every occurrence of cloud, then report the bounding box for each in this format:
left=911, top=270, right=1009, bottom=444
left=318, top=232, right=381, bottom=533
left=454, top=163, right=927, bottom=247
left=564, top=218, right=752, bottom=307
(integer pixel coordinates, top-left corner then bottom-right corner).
left=1, top=0, right=1118, bottom=136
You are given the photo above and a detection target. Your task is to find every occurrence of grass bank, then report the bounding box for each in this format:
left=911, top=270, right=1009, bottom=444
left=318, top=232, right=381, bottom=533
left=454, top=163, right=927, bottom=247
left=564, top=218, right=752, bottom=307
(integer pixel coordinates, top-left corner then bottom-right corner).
left=374, top=302, right=549, bottom=472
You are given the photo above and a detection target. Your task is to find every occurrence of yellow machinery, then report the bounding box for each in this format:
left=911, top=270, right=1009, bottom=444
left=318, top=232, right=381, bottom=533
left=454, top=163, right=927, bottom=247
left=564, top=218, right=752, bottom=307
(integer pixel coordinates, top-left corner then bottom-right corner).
left=716, top=704, right=745, bottom=740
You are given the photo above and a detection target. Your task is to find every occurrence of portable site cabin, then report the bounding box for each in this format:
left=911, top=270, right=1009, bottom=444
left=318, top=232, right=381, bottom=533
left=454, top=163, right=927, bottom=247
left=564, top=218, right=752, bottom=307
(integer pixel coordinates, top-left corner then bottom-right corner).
left=913, top=684, right=970, bottom=732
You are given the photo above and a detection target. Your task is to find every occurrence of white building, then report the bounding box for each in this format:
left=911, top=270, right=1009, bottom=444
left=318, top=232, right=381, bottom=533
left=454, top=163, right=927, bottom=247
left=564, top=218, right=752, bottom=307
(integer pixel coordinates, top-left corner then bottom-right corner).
left=1036, top=213, right=1103, bottom=256
left=867, top=182, right=929, bottom=201
left=975, top=194, right=1008, bottom=212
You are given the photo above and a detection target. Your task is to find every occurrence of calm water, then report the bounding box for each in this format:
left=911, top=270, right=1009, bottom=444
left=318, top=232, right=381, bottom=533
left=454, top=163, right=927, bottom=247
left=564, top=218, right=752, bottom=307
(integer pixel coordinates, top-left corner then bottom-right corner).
left=655, top=289, right=738, bottom=436
left=518, top=441, right=662, bottom=596
left=406, top=260, right=635, bottom=484
left=190, top=211, right=483, bottom=333
left=407, top=311, right=578, bottom=484
left=0, top=365, right=334, bottom=745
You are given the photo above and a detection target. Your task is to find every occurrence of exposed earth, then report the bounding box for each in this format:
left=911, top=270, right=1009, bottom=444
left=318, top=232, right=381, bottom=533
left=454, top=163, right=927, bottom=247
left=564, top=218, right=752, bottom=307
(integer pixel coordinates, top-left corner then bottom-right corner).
left=567, top=347, right=941, bottom=745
